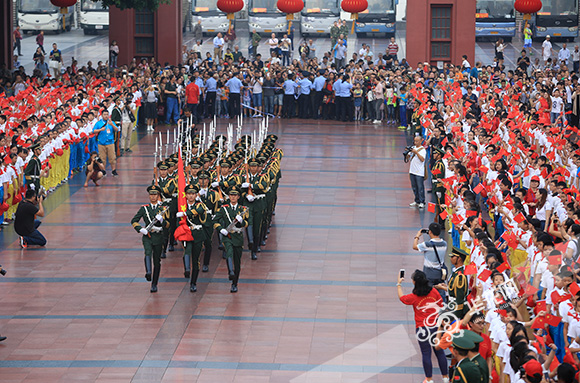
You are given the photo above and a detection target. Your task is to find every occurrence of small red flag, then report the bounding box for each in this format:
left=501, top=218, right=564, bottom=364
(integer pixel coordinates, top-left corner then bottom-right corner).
left=478, top=269, right=492, bottom=282
left=473, top=183, right=484, bottom=194
left=497, top=261, right=511, bottom=273
left=464, top=263, right=477, bottom=275
left=428, top=203, right=436, bottom=213
left=439, top=210, right=449, bottom=220
left=514, top=212, right=526, bottom=224
left=570, top=282, right=580, bottom=296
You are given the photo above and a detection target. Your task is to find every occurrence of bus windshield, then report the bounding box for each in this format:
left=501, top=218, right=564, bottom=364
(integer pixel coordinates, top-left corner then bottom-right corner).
left=192, top=0, right=221, bottom=12
left=476, top=0, right=515, bottom=18
left=249, top=0, right=282, bottom=14
left=19, top=0, right=57, bottom=13
left=301, top=0, right=339, bottom=15
left=365, top=0, right=394, bottom=14
left=81, top=0, right=106, bottom=11
left=538, top=0, right=578, bottom=15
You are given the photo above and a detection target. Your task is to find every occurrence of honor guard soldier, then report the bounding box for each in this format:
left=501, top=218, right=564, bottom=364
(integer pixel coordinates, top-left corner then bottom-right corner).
left=131, top=185, right=169, bottom=293
left=242, top=157, right=270, bottom=260
left=445, top=247, right=469, bottom=319
left=197, top=170, right=220, bottom=272
left=176, top=184, right=208, bottom=292
left=431, top=147, right=446, bottom=223
left=213, top=186, right=249, bottom=293
left=24, top=142, right=44, bottom=192
left=165, top=158, right=179, bottom=252
left=155, top=161, right=177, bottom=258
left=450, top=331, right=482, bottom=383
left=188, top=159, right=203, bottom=185
left=463, top=329, right=489, bottom=383
left=212, top=159, right=240, bottom=204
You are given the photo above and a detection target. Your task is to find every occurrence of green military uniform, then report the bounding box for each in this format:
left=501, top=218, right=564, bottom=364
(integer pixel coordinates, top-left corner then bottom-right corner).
left=155, top=162, right=177, bottom=257
left=251, top=31, right=261, bottom=57
left=242, top=158, right=270, bottom=260
left=463, top=329, right=489, bottom=383
left=197, top=170, right=221, bottom=272
left=451, top=332, right=482, bottom=383
left=165, top=158, right=179, bottom=252
left=131, top=185, right=170, bottom=293
left=213, top=186, right=249, bottom=293
left=338, top=23, right=348, bottom=42
left=448, top=247, right=469, bottom=319
left=431, top=147, right=446, bottom=223
left=180, top=184, right=208, bottom=292
left=330, top=24, right=339, bottom=48
left=24, top=143, right=42, bottom=192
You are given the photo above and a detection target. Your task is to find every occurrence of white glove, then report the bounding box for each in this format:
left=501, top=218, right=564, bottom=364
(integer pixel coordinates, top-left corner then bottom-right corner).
left=139, top=228, right=148, bottom=235
left=236, top=214, right=243, bottom=223
left=246, top=194, right=255, bottom=202
left=199, top=189, right=207, bottom=196
left=195, top=196, right=201, bottom=201
left=242, top=182, right=250, bottom=188
left=211, top=181, right=219, bottom=188
left=155, top=214, right=163, bottom=222
left=220, top=229, right=228, bottom=236
left=176, top=211, right=185, bottom=218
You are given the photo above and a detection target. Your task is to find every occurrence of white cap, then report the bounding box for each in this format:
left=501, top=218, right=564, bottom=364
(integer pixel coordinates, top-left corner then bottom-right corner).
left=546, top=35, right=550, bottom=38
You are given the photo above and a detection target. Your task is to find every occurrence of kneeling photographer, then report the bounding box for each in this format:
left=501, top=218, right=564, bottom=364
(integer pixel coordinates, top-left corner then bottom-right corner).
left=84, top=151, right=105, bottom=187
left=405, top=135, right=426, bottom=208
left=413, top=222, right=447, bottom=299
left=14, top=187, right=46, bottom=248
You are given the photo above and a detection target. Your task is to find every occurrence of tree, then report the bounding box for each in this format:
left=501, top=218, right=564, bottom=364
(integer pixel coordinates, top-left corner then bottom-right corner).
left=89, top=0, right=171, bottom=11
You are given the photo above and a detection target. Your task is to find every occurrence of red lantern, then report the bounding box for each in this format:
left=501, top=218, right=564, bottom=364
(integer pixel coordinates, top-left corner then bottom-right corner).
left=514, top=0, right=542, bottom=20
left=277, top=0, right=304, bottom=33
left=341, top=0, right=368, bottom=33
left=217, top=0, right=244, bottom=23
left=50, top=0, right=77, bottom=6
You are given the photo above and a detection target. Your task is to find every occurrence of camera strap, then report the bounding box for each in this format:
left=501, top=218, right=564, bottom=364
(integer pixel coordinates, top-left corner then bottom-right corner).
left=430, top=240, right=444, bottom=268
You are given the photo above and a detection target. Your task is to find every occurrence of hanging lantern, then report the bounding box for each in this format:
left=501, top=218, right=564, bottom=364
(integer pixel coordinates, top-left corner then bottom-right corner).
left=341, top=0, right=368, bottom=34
left=50, top=0, right=76, bottom=30
left=277, top=0, right=304, bottom=34
left=217, top=0, right=244, bottom=28
left=514, top=0, right=542, bottom=20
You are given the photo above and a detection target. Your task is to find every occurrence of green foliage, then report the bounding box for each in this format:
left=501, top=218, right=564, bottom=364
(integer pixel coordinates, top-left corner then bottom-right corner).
left=92, top=0, right=171, bottom=11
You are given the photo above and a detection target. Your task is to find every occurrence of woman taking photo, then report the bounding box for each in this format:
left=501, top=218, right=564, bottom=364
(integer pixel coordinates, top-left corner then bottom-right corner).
left=398, top=270, right=449, bottom=383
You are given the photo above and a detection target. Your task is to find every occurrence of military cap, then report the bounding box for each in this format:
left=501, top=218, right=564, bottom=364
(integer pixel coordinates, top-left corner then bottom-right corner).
left=462, top=330, right=484, bottom=345
left=228, top=185, right=241, bottom=195
left=257, top=155, right=268, bottom=163
left=147, top=185, right=161, bottom=195
left=451, top=331, right=476, bottom=351
left=185, top=184, right=199, bottom=194
left=248, top=157, right=260, bottom=166
left=432, top=147, right=445, bottom=156
left=198, top=170, right=210, bottom=179
left=240, top=135, right=252, bottom=144
left=166, top=159, right=177, bottom=167
left=157, top=161, right=168, bottom=170
left=189, top=159, right=203, bottom=168
left=219, top=159, right=231, bottom=167
left=30, top=142, right=41, bottom=151
left=200, top=155, right=211, bottom=163
left=451, top=247, right=469, bottom=261
left=170, top=153, right=178, bottom=159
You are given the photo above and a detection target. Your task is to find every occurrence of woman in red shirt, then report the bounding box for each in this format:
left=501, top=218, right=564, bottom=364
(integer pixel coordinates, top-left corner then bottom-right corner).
left=398, top=270, right=449, bottom=383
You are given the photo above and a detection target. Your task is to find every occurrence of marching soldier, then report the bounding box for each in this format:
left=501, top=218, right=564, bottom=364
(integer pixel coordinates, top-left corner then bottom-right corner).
left=198, top=170, right=221, bottom=272
left=464, top=329, right=489, bottom=383
left=155, top=161, right=176, bottom=258
left=450, top=331, right=482, bottom=383
left=213, top=186, right=249, bottom=293
left=176, top=184, right=208, bottom=292
left=188, top=159, right=203, bottom=185
left=431, top=147, right=446, bottom=223
left=242, top=158, right=270, bottom=260
left=131, top=185, right=169, bottom=293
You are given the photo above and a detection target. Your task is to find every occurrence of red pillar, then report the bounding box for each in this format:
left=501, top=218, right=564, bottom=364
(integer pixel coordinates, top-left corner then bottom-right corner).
left=0, top=0, right=14, bottom=69
left=109, top=0, right=182, bottom=67
left=406, top=0, right=475, bottom=67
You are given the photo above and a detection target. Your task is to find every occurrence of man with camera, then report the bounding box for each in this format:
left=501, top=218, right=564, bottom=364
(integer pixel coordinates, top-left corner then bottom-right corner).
left=14, top=187, right=46, bottom=248
left=413, top=222, right=447, bottom=298
left=84, top=151, right=105, bottom=187
left=92, top=110, right=119, bottom=177
left=406, top=135, right=426, bottom=208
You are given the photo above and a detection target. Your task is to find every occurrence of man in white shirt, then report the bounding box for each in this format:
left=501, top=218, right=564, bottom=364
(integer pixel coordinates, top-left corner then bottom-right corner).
left=213, top=33, right=224, bottom=60
left=551, top=89, right=564, bottom=124
left=407, top=135, right=426, bottom=208
left=542, top=35, right=553, bottom=64
left=573, top=45, right=580, bottom=73
left=268, top=33, right=279, bottom=57
left=559, top=43, right=571, bottom=67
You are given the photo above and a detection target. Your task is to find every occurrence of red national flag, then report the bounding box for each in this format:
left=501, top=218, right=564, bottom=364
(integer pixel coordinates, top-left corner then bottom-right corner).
left=478, top=269, right=492, bottom=282
left=464, top=263, right=477, bottom=275
left=514, top=212, right=526, bottom=224
left=531, top=316, right=546, bottom=329
left=428, top=202, right=436, bottom=213
left=497, top=261, right=511, bottom=273
left=432, top=168, right=441, bottom=176
left=570, top=282, right=580, bottom=296
left=545, top=314, right=562, bottom=327
left=439, top=210, right=449, bottom=220
left=524, top=284, right=539, bottom=296
left=466, top=210, right=477, bottom=217
left=473, top=183, right=484, bottom=194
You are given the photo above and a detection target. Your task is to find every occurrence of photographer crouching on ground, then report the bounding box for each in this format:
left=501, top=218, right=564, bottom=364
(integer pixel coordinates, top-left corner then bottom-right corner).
left=14, top=187, right=46, bottom=248
left=405, top=135, right=426, bottom=209
left=84, top=151, right=105, bottom=187
left=413, top=222, right=447, bottom=299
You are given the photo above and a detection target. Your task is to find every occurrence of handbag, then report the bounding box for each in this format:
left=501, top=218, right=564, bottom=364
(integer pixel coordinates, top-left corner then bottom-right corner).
left=157, top=104, right=165, bottom=117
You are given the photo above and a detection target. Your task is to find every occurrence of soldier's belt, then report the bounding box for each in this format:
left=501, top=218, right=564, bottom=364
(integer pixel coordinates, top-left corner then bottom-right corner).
left=27, top=175, right=40, bottom=179
left=172, top=193, right=178, bottom=198
left=150, top=227, right=162, bottom=233
left=254, top=194, right=266, bottom=200
left=228, top=228, right=243, bottom=233
left=163, top=198, right=172, bottom=203
left=191, top=224, right=203, bottom=230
